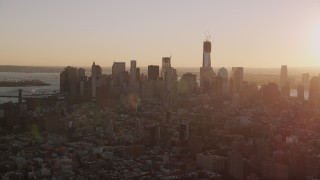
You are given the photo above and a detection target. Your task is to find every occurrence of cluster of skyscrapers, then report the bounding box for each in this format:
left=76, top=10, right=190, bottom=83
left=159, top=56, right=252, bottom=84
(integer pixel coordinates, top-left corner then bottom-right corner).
left=61, top=39, right=320, bottom=109
left=60, top=57, right=179, bottom=111
left=60, top=39, right=249, bottom=109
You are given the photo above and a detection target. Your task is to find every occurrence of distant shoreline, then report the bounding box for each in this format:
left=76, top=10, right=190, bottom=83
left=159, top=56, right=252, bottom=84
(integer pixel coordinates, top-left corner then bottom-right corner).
left=0, top=80, right=50, bottom=87
left=0, top=65, right=319, bottom=75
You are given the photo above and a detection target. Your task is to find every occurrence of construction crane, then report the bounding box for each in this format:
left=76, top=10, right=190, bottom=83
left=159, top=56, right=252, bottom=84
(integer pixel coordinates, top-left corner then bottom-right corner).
left=204, top=32, right=211, bottom=41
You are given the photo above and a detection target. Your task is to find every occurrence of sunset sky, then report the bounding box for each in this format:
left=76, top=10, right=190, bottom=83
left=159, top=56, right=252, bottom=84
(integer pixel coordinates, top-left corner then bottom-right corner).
left=0, top=0, right=320, bottom=68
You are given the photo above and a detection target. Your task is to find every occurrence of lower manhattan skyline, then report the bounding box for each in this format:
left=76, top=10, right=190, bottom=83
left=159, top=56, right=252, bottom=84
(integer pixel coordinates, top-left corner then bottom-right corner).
left=1, top=0, right=320, bottom=67
left=3, top=1, right=320, bottom=180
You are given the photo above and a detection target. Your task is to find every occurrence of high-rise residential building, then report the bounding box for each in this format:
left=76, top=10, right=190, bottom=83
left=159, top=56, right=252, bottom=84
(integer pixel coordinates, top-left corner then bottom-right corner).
left=148, top=65, right=159, bottom=81
left=161, top=57, right=171, bottom=79
left=280, top=65, right=288, bottom=87
left=130, top=60, right=137, bottom=83
left=302, top=73, right=309, bottom=89
left=230, top=67, right=244, bottom=94
left=200, top=40, right=215, bottom=93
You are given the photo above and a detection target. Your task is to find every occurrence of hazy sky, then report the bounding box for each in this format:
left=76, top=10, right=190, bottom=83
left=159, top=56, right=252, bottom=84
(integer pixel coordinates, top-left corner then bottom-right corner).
left=1, top=0, right=320, bottom=67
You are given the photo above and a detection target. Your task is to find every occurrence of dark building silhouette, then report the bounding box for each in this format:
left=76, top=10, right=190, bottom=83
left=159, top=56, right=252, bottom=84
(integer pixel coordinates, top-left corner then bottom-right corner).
left=136, top=67, right=141, bottom=82
left=280, top=65, right=288, bottom=87
left=200, top=40, right=215, bottom=93
left=302, top=73, right=309, bottom=90
left=60, top=66, right=79, bottom=96
left=297, top=85, right=304, bottom=101
left=231, top=67, right=244, bottom=94
left=240, top=83, right=259, bottom=105
left=218, top=67, right=229, bottom=94
left=179, top=122, right=189, bottom=141
left=213, top=76, right=223, bottom=99
left=161, top=57, right=171, bottom=79
left=112, top=62, right=126, bottom=87
left=281, top=82, right=290, bottom=97
left=91, top=62, right=102, bottom=98
left=289, top=153, right=307, bottom=180
left=178, top=73, right=197, bottom=94
left=148, top=65, right=160, bottom=81
left=130, top=60, right=137, bottom=83
left=261, top=83, right=281, bottom=104
left=309, top=76, right=320, bottom=105
left=92, top=62, right=102, bottom=76
left=78, top=68, right=86, bottom=80
left=203, top=41, right=211, bottom=67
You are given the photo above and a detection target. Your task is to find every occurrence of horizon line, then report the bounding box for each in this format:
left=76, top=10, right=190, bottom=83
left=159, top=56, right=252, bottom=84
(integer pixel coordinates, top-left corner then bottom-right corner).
left=1, top=65, right=320, bottom=69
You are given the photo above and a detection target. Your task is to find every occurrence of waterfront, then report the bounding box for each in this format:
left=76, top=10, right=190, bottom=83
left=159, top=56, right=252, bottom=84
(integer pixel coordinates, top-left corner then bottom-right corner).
left=0, top=72, right=60, bottom=104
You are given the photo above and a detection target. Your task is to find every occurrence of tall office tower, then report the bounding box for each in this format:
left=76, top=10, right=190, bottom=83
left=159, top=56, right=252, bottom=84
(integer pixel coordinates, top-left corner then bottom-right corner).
left=136, top=68, right=141, bottom=82
left=218, top=67, right=229, bottom=93
left=91, top=62, right=103, bottom=98
left=161, top=57, right=171, bottom=79
left=60, top=71, right=66, bottom=92
left=302, top=73, right=310, bottom=89
left=309, top=76, right=320, bottom=105
left=165, top=67, right=177, bottom=111
left=91, top=62, right=97, bottom=98
left=92, top=62, right=102, bottom=77
left=297, top=85, right=304, bottom=101
left=231, top=67, right=244, bottom=94
left=200, top=40, right=215, bottom=93
left=218, top=67, right=228, bottom=81
left=60, top=66, right=78, bottom=96
left=203, top=40, right=211, bottom=67
left=78, top=68, right=86, bottom=97
left=148, top=65, right=159, bottom=81
left=179, top=73, right=197, bottom=94
left=78, top=68, right=86, bottom=80
left=280, top=65, right=288, bottom=87
left=214, top=76, right=224, bottom=99
left=112, top=62, right=126, bottom=86
left=112, top=62, right=126, bottom=76
left=130, top=60, right=137, bottom=83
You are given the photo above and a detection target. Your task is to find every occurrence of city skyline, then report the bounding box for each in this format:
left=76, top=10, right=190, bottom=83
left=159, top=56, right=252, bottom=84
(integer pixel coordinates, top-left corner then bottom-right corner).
left=1, top=0, right=320, bottom=68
